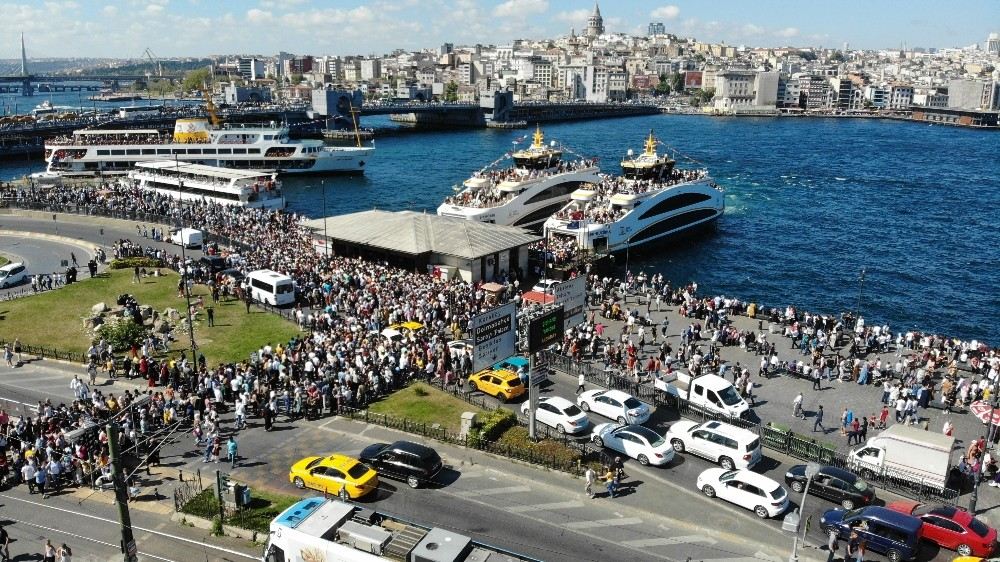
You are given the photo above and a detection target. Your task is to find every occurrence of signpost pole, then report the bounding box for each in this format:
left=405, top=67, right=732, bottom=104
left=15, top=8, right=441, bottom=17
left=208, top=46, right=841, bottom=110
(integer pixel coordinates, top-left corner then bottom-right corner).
left=528, top=352, right=538, bottom=440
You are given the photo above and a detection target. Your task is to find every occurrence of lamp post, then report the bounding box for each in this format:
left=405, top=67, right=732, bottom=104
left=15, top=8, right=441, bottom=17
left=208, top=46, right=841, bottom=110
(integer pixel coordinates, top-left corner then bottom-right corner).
left=788, top=461, right=821, bottom=562
left=854, top=268, right=866, bottom=325
left=320, top=180, right=329, bottom=257
left=173, top=156, right=197, bottom=389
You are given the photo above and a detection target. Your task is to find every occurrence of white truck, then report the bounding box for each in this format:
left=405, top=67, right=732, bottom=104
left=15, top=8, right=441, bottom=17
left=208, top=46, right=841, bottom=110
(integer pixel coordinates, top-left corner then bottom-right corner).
left=847, top=424, right=955, bottom=491
left=170, top=227, right=203, bottom=249
left=654, top=372, right=750, bottom=419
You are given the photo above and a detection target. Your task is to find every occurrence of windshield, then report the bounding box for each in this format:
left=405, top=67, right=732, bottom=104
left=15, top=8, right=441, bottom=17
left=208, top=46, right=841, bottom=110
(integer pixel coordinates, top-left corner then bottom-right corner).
left=631, top=426, right=665, bottom=447
left=770, top=486, right=787, bottom=500
left=623, top=397, right=644, bottom=409
left=563, top=404, right=583, bottom=416
left=718, top=386, right=743, bottom=406
left=969, top=517, right=990, bottom=537
left=719, top=470, right=739, bottom=482
left=852, top=479, right=869, bottom=492
left=346, top=462, right=370, bottom=480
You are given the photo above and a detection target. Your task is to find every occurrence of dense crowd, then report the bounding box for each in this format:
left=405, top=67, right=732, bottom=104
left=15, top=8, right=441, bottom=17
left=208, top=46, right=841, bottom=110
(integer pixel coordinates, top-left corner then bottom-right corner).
left=551, top=168, right=709, bottom=226
left=442, top=158, right=596, bottom=209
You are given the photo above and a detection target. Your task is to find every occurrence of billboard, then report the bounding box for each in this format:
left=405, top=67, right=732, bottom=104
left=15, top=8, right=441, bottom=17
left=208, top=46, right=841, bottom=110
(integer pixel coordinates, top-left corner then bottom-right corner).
left=551, top=275, right=586, bottom=329
left=470, top=301, right=517, bottom=372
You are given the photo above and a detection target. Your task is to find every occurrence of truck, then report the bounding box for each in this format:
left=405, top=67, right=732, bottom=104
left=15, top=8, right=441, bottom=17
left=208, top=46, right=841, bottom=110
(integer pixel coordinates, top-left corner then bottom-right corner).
left=170, top=227, right=203, bottom=249
left=847, top=424, right=955, bottom=491
left=263, top=497, right=539, bottom=562
left=654, top=372, right=750, bottom=419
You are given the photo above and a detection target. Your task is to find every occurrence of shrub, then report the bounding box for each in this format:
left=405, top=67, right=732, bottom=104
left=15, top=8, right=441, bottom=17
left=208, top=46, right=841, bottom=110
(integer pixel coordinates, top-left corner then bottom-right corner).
left=211, top=515, right=223, bottom=536
left=109, top=257, right=162, bottom=270
left=495, top=426, right=583, bottom=467
left=95, top=317, right=147, bottom=349
left=476, top=408, right=517, bottom=442
left=413, top=385, right=429, bottom=397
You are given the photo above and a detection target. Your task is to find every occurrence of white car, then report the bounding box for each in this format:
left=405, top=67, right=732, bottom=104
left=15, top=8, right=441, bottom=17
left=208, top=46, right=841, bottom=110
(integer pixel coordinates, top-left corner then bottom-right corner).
left=531, top=279, right=561, bottom=293
left=447, top=339, right=473, bottom=356
left=577, top=389, right=651, bottom=425
left=697, top=468, right=789, bottom=518
left=591, top=423, right=674, bottom=466
left=521, top=396, right=589, bottom=434
left=665, top=420, right=762, bottom=470
left=0, top=262, right=27, bottom=289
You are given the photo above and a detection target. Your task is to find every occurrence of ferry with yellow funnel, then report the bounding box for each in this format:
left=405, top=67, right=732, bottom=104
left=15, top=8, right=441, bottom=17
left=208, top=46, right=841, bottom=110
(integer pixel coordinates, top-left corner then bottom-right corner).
left=436, top=125, right=600, bottom=230
left=42, top=117, right=373, bottom=176
left=543, top=130, right=724, bottom=253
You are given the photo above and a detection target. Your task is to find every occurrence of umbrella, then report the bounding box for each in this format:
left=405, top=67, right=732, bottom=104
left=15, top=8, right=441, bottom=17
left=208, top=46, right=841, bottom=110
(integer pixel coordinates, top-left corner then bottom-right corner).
left=969, top=400, right=1000, bottom=425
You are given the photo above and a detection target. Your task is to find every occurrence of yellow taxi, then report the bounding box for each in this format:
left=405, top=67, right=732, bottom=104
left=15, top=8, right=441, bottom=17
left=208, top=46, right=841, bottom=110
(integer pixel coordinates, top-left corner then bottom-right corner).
left=289, top=454, right=379, bottom=500
left=390, top=321, right=425, bottom=333
left=468, top=368, right=526, bottom=402
left=952, top=558, right=999, bottom=562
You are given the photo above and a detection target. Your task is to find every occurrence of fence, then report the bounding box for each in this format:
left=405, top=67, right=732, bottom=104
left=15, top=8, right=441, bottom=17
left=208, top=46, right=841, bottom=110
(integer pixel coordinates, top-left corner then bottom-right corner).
left=0, top=337, right=85, bottom=364
left=172, top=469, right=206, bottom=512
left=542, top=350, right=963, bottom=504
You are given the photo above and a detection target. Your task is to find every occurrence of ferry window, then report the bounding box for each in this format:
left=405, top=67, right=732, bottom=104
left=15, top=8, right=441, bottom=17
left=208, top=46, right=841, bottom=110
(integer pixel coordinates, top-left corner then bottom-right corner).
left=218, top=149, right=232, bottom=154
left=233, top=149, right=247, bottom=154
left=188, top=149, right=202, bottom=154
left=637, top=193, right=712, bottom=221
left=248, top=148, right=261, bottom=154
left=141, top=149, right=155, bottom=155
left=97, top=150, right=110, bottom=156
left=157, top=149, right=170, bottom=155
left=264, top=135, right=273, bottom=140
left=202, top=149, right=217, bottom=154
left=126, top=149, right=140, bottom=155
left=173, top=149, right=186, bottom=154
left=111, top=150, right=125, bottom=156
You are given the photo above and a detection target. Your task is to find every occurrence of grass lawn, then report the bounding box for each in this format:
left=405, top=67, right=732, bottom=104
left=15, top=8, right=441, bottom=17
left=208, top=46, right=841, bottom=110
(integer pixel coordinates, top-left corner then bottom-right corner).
left=181, top=487, right=299, bottom=534
left=367, top=383, right=484, bottom=433
left=0, top=268, right=299, bottom=366
left=0, top=255, right=8, bottom=267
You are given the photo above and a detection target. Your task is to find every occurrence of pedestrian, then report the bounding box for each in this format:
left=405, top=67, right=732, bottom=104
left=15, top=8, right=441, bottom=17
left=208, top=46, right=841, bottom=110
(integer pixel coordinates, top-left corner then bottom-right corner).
left=0, top=523, right=9, bottom=562
left=211, top=436, right=222, bottom=463
left=21, top=461, right=36, bottom=494
left=3, top=344, right=11, bottom=368
left=70, top=252, right=78, bottom=267
left=35, top=462, right=48, bottom=498
left=202, top=438, right=213, bottom=463
left=827, top=527, right=839, bottom=561
left=12, top=339, right=21, bottom=364
left=744, top=377, right=755, bottom=406
left=943, top=419, right=954, bottom=437
left=576, top=373, right=585, bottom=394
left=244, top=294, right=252, bottom=314
left=584, top=466, right=596, bottom=498
left=133, top=265, right=141, bottom=284
left=813, top=367, right=822, bottom=391
left=207, top=306, right=215, bottom=327
left=841, top=408, right=849, bottom=435
left=793, top=392, right=804, bottom=419
left=227, top=435, right=238, bottom=468
left=57, top=543, right=71, bottom=562
left=603, top=466, right=618, bottom=498
left=42, top=539, right=56, bottom=562
left=813, top=405, right=826, bottom=433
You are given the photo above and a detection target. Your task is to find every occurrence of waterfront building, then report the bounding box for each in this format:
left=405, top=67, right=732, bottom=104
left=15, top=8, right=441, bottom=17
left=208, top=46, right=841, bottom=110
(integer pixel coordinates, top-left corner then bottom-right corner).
left=223, top=84, right=272, bottom=104
left=864, top=85, right=888, bottom=108
left=712, top=70, right=779, bottom=114
left=798, top=75, right=830, bottom=110
left=911, top=88, right=948, bottom=108
left=777, top=77, right=801, bottom=108
left=828, top=77, right=856, bottom=110
left=988, top=33, right=1000, bottom=56
left=948, top=78, right=1000, bottom=110
left=237, top=58, right=265, bottom=81
left=888, top=83, right=914, bottom=110
left=648, top=22, right=666, bottom=36
left=360, top=59, right=382, bottom=81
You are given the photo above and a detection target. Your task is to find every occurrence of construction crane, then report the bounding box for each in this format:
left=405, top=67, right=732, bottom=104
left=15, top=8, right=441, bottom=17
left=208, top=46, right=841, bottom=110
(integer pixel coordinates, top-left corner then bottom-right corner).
left=201, top=88, right=220, bottom=127
left=143, top=48, right=163, bottom=78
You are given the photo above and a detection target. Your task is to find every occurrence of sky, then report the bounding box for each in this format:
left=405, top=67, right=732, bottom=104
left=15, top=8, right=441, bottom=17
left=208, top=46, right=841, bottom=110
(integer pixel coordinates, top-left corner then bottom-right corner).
left=5, top=0, right=999, bottom=59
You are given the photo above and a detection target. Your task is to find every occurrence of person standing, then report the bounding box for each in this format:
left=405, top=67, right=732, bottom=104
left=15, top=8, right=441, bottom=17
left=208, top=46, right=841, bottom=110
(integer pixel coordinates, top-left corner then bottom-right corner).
left=584, top=466, right=596, bottom=499
left=227, top=436, right=238, bottom=468
left=0, top=523, right=10, bottom=562
left=813, top=405, right=826, bottom=433
left=603, top=466, right=618, bottom=498
left=21, top=461, right=36, bottom=494
left=35, top=462, right=48, bottom=499
left=207, top=306, right=215, bottom=327
left=42, top=538, right=56, bottom=562
left=793, top=392, right=804, bottom=419
left=813, top=367, right=822, bottom=391
left=57, top=543, right=71, bottom=562
left=576, top=373, right=585, bottom=394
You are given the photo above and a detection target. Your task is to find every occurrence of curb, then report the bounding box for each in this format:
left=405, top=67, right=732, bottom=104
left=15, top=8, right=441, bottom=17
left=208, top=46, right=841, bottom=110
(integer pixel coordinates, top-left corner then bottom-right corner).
left=170, top=511, right=260, bottom=542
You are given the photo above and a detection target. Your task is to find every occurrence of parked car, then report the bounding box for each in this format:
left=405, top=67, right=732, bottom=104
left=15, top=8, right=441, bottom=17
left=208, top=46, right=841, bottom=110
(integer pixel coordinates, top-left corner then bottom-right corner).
left=784, top=464, right=876, bottom=510
left=288, top=454, right=379, bottom=499
left=577, top=389, right=651, bottom=425
left=520, top=396, right=589, bottom=434
left=591, top=423, right=674, bottom=466
left=666, top=420, right=762, bottom=470
left=0, top=262, right=27, bottom=289
left=360, top=440, right=443, bottom=489
left=697, top=468, right=789, bottom=518
left=468, top=368, right=525, bottom=402
left=821, top=506, right=924, bottom=562
left=886, top=501, right=997, bottom=557
left=531, top=279, right=561, bottom=293
left=199, top=255, right=227, bottom=274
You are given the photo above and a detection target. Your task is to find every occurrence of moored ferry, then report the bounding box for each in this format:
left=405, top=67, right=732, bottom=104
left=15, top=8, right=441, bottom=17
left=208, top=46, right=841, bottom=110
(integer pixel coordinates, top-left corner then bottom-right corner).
left=127, top=160, right=285, bottom=209
left=43, top=117, right=373, bottom=176
left=436, top=126, right=600, bottom=230
left=543, top=131, right=724, bottom=254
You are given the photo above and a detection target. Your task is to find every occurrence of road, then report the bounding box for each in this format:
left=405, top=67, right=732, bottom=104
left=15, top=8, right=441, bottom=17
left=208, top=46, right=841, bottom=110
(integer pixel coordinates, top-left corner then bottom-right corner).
left=0, top=234, right=95, bottom=296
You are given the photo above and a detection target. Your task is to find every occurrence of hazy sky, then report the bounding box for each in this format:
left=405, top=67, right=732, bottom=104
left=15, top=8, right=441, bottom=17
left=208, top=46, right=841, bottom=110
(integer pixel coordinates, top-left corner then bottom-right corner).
left=6, top=0, right=999, bottom=59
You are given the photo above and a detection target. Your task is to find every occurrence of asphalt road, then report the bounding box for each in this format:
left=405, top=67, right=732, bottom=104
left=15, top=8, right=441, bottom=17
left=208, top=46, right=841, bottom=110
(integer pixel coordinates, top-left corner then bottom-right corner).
left=0, top=234, right=95, bottom=296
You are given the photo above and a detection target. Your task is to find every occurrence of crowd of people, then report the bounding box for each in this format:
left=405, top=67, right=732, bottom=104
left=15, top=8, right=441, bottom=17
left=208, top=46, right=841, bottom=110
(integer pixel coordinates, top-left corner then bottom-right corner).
left=442, top=157, right=596, bottom=209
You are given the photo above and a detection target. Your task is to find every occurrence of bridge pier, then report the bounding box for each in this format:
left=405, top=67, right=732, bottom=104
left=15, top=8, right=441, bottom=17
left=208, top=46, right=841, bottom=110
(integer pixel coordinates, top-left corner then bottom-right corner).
left=20, top=78, right=33, bottom=96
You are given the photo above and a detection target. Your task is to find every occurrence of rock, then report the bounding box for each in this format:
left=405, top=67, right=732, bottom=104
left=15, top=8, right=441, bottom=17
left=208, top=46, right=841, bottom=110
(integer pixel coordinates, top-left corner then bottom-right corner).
left=139, top=305, right=153, bottom=320
left=164, top=308, right=181, bottom=322
left=84, top=315, right=104, bottom=330
left=92, top=302, right=109, bottom=314
left=153, top=319, right=171, bottom=334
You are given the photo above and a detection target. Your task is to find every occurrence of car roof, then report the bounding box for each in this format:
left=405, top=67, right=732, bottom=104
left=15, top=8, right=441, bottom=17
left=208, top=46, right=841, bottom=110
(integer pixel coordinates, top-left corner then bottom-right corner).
left=489, top=369, right=521, bottom=381
left=0, top=262, right=24, bottom=272
left=388, top=440, right=438, bottom=458
left=323, top=454, right=361, bottom=470
left=730, top=469, right=782, bottom=489
left=700, top=420, right=758, bottom=440
left=497, top=356, right=529, bottom=367
left=854, top=506, right=923, bottom=533
left=617, top=424, right=662, bottom=441
left=599, top=389, right=634, bottom=401
left=540, top=396, right=576, bottom=409
left=819, top=465, right=858, bottom=482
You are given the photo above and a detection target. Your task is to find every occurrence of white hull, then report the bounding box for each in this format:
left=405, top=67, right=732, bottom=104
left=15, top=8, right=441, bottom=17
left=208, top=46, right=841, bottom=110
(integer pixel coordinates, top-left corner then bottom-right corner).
left=544, top=178, right=724, bottom=253
left=437, top=168, right=601, bottom=230
left=140, top=185, right=285, bottom=210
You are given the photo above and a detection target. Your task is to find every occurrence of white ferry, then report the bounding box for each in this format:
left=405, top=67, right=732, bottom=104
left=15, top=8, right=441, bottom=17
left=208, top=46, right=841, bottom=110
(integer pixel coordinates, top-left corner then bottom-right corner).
left=127, top=160, right=285, bottom=210
left=43, top=117, right=373, bottom=176
left=436, top=126, right=600, bottom=230
left=544, top=131, right=724, bottom=254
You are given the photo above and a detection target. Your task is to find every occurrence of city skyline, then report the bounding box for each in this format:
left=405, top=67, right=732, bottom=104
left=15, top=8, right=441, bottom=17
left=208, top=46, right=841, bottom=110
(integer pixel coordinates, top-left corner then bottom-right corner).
left=5, top=0, right=999, bottom=59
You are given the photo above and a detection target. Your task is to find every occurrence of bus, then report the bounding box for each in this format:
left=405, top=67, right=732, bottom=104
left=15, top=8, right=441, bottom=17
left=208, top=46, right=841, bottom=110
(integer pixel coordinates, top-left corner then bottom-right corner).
left=246, top=269, right=294, bottom=306
left=118, top=105, right=163, bottom=119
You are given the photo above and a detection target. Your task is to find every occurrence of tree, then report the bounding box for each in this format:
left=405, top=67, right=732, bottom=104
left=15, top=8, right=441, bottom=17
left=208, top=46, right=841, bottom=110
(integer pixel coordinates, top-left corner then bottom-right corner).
left=146, top=79, right=176, bottom=97
left=655, top=74, right=671, bottom=96
left=670, top=73, right=684, bottom=93
left=290, top=73, right=303, bottom=85
left=829, top=51, right=846, bottom=63
left=182, top=67, right=212, bottom=92
left=444, top=80, right=459, bottom=102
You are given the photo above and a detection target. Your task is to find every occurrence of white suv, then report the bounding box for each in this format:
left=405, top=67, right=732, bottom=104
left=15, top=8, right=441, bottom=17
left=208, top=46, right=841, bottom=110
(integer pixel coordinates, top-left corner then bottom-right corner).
left=666, top=420, right=762, bottom=470
left=0, top=262, right=27, bottom=289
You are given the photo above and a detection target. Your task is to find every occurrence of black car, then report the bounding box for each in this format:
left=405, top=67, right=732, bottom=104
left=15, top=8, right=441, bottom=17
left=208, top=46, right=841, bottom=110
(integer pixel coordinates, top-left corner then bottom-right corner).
left=784, top=464, right=876, bottom=510
left=360, top=441, right=443, bottom=489
left=199, top=255, right=227, bottom=274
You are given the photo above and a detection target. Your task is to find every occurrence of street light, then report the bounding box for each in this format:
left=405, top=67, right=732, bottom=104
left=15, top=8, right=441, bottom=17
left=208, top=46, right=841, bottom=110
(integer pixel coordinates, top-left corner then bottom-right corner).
left=320, top=180, right=329, bottom=257
left=854, top=268, right=866, bottom=325
left=787, top=461, right=822, bottom=562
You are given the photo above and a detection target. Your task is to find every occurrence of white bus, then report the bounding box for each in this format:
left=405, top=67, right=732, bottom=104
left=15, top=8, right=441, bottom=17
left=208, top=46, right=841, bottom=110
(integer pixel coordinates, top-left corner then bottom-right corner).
left=118, top=105, right=163, bottom=119
left=246, top=269, right=294, bottom=306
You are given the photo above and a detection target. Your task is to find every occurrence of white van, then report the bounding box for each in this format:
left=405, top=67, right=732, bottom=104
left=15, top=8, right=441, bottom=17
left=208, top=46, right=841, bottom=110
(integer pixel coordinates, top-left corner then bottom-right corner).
left=246, top=269, right=295, bottom=306
left=655, top=372, right=750, bottom=418
left=666, top=420, right=763, bottom=470
left=0, top=262, right=28, bottom=288
left=170, top=227, right=203, bottom=249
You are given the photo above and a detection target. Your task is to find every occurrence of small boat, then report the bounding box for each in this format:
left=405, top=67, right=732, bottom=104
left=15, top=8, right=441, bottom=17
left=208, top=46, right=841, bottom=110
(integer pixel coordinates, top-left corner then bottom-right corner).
left=128, top=160, right=286, bottom=209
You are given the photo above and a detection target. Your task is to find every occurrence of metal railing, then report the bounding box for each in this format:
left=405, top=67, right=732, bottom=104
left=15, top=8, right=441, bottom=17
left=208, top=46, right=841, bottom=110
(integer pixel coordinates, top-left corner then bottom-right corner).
left=0, top=337, right=85, bottom=364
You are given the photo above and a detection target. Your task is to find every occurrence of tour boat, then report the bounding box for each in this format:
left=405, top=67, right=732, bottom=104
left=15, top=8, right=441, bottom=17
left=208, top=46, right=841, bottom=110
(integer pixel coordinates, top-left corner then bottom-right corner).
left=543, top=131, right=724, bottom=254
left=436, top=126, right=601, bottom=230
left=127, top=160, right=286, bottom=210
left=43, top=117, right=373, bottom=176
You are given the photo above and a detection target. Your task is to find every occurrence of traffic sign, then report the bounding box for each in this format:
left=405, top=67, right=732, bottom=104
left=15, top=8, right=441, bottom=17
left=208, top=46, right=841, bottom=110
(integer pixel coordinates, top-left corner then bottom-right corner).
left=527, top=306, right=564, bottom=353
left=470, top=301, right=517, bottom=372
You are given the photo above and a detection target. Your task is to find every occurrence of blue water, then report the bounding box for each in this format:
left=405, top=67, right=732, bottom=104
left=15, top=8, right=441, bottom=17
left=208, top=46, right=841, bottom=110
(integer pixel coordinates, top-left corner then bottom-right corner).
left=1, top=85, right=195, bottom=116
left=3, top=114, right=999, bottom=343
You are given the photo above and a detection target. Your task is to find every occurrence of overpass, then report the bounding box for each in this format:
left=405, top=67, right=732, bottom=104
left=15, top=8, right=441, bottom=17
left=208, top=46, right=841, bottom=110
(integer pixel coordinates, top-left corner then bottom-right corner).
left=0, top=74, right=159, bottom=95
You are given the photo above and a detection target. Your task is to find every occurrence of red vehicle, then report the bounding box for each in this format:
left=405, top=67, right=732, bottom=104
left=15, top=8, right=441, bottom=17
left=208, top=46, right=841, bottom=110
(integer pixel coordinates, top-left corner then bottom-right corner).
left=886, top=501, right=997, bottom=557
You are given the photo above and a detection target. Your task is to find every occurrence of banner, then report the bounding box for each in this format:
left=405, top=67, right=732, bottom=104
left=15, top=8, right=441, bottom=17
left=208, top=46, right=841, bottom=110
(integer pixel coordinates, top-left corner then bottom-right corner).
left=470, top=301, right=517, bottom=372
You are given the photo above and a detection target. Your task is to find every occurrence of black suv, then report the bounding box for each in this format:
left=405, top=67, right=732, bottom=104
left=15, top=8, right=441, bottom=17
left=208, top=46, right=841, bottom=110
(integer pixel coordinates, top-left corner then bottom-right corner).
left=784, top=464, right=876, bottom=510
left=360, top=441, right=443, bottom=489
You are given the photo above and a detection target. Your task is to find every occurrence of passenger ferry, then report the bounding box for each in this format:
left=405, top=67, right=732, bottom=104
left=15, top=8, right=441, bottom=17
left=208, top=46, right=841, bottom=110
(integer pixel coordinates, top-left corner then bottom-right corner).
left=127, top=160, right=285, bottom=209
left=436, top=126, right=600, bottom=230
left=43, top=117, right=373, bottom=176
left=543, top=131, right=724, bottom=254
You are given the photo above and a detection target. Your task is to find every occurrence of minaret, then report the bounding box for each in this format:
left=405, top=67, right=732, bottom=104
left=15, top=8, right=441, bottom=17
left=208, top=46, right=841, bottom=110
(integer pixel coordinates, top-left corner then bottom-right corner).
left=20, top=32, right=28, bottom=76
left=586, top=2, right=604, bottom=38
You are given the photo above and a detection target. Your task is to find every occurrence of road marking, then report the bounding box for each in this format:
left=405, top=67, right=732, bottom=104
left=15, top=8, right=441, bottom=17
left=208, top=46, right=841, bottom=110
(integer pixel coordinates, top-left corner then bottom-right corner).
left=564, top=517, right=644, bottom=529
left=7, top=517, right=179, bottom=562
left=453, top=485, right=531, bottom=497
left=705, top=553, right=783, bottom=562
left=506, top=500, right=584, bottom=513
left=622, top=534, right=718, bottom=547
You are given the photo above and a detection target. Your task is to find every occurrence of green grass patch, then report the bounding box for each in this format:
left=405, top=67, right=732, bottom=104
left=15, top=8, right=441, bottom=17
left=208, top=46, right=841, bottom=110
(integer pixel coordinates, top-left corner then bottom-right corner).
left=0, top=268, right=299, bottom=366
left=0, top=255, right=8, bottom=267
left=181, top=488, right=299, bottom=534
left=367, top=383, right=484, bottom=433
left=495, top=426, right=585, bottom=468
